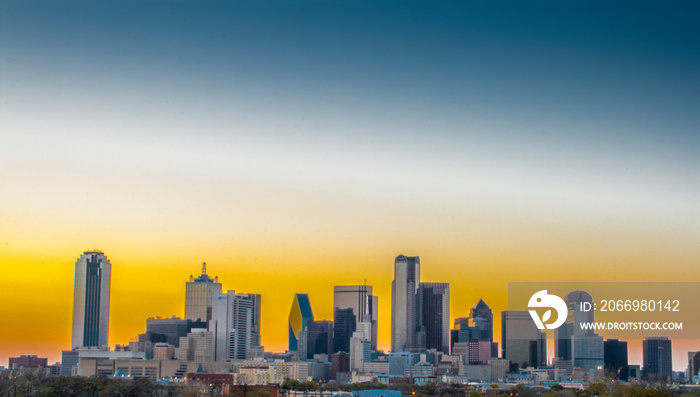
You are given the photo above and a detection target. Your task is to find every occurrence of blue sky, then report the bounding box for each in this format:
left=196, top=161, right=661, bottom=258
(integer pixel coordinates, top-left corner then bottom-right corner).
left=1, top=0, right=698, bottom=367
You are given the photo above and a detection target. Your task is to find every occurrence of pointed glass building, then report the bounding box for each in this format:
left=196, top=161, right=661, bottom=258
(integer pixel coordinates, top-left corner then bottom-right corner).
left=288, top=293, right=314, bottom=351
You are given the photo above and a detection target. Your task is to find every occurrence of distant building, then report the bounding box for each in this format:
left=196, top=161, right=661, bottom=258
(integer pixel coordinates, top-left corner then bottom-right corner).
left=689, top=351, right=700, bottom=382
left=501, top=310, right=546, bottom=370
left=8, top=355, right=47, bottom=369
left=178, top=328, right=214, bottom=372
left=300, top=320, right=333, bottom=360
left=331, top=352, right=350, bottom=380
left=333, top=307, right=356, bottom=353
left=604, top=339, right=629, bottom=381
left=350, top=329, right=371, bottom=371
left=555, top=291, right=603, bottom=370
left=643, top=336, right=672, bottom=380
left=185, top=262, right=222, bottom=323
left=71, top=251, right=111, bottom=349
left=470, top=299, right=494, bottom=341
left=418, top=282, right=450, bottom=354
left=211, top=291, right=262, bottom=360
left=146, top=317, right=191, bottom=348
left=334, top=285, right=378, bottom=350
left=392, top=255, right=420, bottom=352
left=288, top=294, right=314, bottom=351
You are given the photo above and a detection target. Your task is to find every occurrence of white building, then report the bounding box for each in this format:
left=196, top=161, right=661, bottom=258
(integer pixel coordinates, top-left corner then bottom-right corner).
left=71, top=251, right=111, bottom=349
left=210, top=290, right=262, bottom=360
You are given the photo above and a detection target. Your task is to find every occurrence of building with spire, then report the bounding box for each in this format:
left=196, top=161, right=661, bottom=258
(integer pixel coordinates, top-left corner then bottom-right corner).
left=185, top=262, right=222, bottom=324
left=333, top=284, right=378, bottom=350
left=71, top=251, right=111, bottom=349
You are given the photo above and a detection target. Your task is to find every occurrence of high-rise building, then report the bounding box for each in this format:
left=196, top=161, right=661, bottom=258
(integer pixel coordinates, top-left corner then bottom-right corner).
left=333, top=285, right=378, bottom=350
left=299, top=320, right=333, bottom=360
left=333, top=308, right=356, bottom=353
left=288, top=294, right=314, bottom=351
left=501, top=310, right=546, bottom=370
left=71, top=251, right=111, bottom=349
left=185, top=263, right=222, bottom=323
left=688, top=351, right=700, bottom=382
left=392, top=255, right=420, bottom=352
left=555, top=291, right=603, bottom=370
left=418, top=282, right=450, bottom=354
left=349, top=330, right=371, bottom=371
left=604, top=339, right=629, bottom=381
left=211, top=291, right=262, bottom=360
left=643, top=337, right=672, bottom=380
left=470, top=299, right=494, bottom=341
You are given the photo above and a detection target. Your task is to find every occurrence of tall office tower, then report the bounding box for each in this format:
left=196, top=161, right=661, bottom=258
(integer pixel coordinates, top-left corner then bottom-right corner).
left=211, top=291, right=262, bottom=360
left=555, top=290, right=595, bottom=360
left=643, top=337, right=672, bottom=380
left=391, top=255, right=420, bottom=352
left=185, top=263, right=222, bottom=323
left=288, top=293, right=314, bottom=351
left=418, top=282, right=450, bottom=354
left=688, top=351, right=700, bottom=382
left=299, top=320, right=333, bottom=360
left=501, top=311, right=547, bottom=370
left=604, top=339, right=629, bottom=381
left=334, top=285, right=379, bottom=350
left=554, top=291, right=603, bottom=370
left=333, top=308, right=356, bottom=353
left=470, top=299, right=494, bottom=341
left=71, top=251, right=111, bottom=349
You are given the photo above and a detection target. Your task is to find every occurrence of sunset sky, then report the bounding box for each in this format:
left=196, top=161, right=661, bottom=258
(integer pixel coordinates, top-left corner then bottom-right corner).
left=1, top=1, right=698, bottom=371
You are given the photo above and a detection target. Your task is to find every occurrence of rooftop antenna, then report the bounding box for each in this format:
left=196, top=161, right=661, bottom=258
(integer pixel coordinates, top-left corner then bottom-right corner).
left=202, top=262, right=207, bottom=275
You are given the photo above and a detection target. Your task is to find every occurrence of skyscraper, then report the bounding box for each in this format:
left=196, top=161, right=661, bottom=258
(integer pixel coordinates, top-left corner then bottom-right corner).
left=501, top=310, right=546, bottom=370
left=470, top=299, right=494, bottom=341
left=185, top=263, right=222, bottom=323
left=210, top=291, right=262, bottom=360
left=604, top=339, right=629, bottom=381
left=333, top=307, right=356, bottom=353
left=299, top=320, right=333, bottom=360
left=555, top=291, right=603, bottom=370
left=391, top=255, right=420, bottom=352
left=643, top=336, right=672, bottom=380
left=688, top=351, right=700, bottom=382
left=334, top=285, right=379, bottom=350
left=71, top=251, right=111, bottom=349
left=418, top=282, right=450, bottom=354
left=288, top=293, right=314, bottom=351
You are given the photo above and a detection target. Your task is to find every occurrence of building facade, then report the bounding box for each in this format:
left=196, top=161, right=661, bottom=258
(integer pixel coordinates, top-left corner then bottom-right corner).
left=643, top=336, right=672, bottom=380
left=288, top=293, right=314, bottom=351
left=391, top=255, right=420, bottom=352
left=211, top=291, right=262, bottom=360
left=334, top=285, right=379, bottom=350
left=71, top=251, right=111, bottom=349
left=501, top=310, right=546, bottom=370
left=418, top=282, right=450, bottom=354
left=185, top=263, right=222, bottom=323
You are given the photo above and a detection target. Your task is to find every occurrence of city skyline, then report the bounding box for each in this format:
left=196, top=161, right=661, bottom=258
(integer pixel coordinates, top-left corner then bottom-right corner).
left=1, top=0, right=698, bottom=375
left=2, top=255, right=698, bottom=373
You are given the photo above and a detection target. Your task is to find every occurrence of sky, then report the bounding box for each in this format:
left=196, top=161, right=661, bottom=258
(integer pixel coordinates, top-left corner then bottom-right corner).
left=1, top=0, right=699, bottom=371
